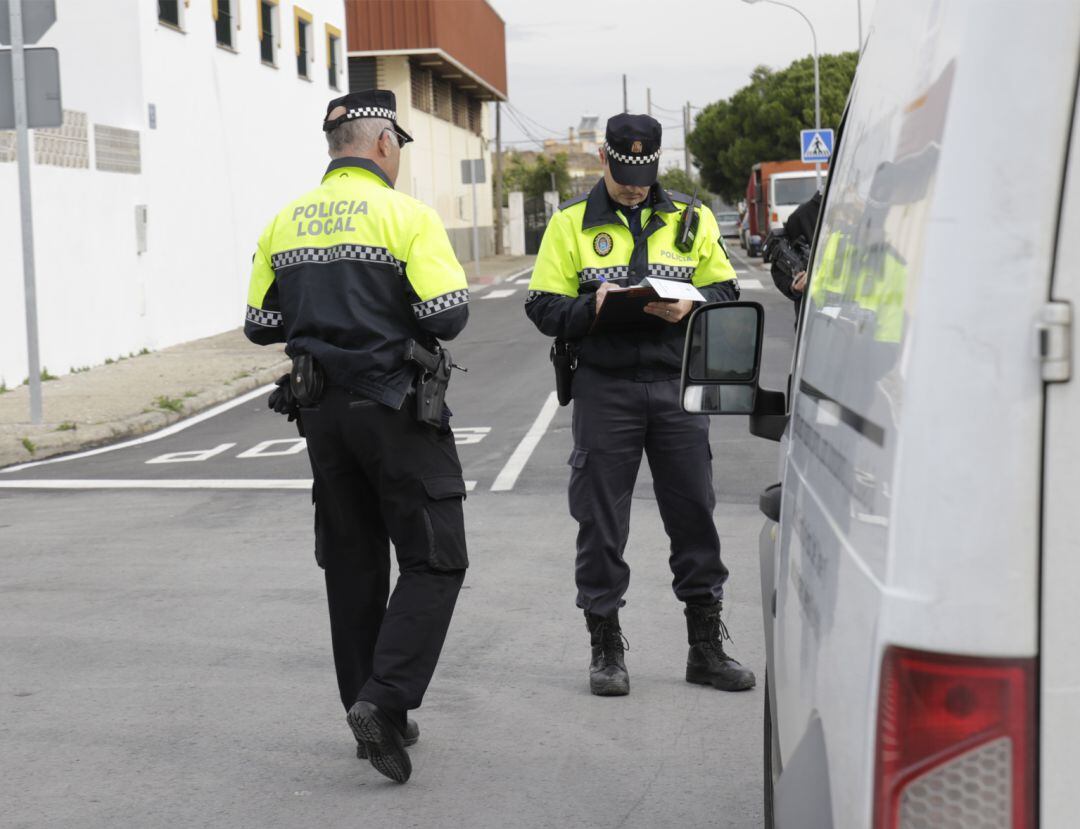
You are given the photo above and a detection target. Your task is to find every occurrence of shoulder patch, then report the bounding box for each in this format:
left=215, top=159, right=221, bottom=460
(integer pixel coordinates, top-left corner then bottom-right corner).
left=558, top=193, right=589, bottom=211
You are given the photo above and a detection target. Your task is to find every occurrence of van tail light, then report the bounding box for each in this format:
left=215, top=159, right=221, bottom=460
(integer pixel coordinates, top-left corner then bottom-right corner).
left=873, top=647, right=1036, bottom=829
left=771, top=211, right=779, bottom=223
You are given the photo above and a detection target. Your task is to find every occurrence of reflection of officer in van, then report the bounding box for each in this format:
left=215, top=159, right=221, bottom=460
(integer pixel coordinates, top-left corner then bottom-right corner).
left=525, top=114, right=755, bottom=698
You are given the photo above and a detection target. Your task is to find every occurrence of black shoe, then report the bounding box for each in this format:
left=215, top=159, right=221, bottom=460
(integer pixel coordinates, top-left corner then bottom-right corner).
left=347, top=701, right=412, bottom=783
left=684, top=603, right=756, bottom=692
left=356, top=718, right=419, bottom=759
left=585, top=610, right=630, bottom=696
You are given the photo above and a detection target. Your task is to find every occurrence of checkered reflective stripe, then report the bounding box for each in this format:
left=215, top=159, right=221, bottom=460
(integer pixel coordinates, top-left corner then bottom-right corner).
left=579, top=266, right=630, bottom=285
left=647, top=264, right=695, bottom=282
left=271, top=245, right=404, bottom=272
left=346, top=107, right=396, bottom=121
left=413, top=289, right=469, bottom=319
left=604, top=141, right=661, bottom=165
left=246, top=305, right=283, bottom=327
left=524, top=290, right=545, bottom=304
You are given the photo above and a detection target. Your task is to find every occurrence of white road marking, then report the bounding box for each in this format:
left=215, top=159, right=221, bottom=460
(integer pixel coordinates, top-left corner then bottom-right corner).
left=502, top=266, right=534, bottom=283
left=0, top=479, right=479, bottom=491
left=481, top=289, right=517, bottom=300
left=235, top=438, right=308, bottom=459
left=452, top=427, right=491, bottom=445
left=491, top=392, right=559, bottom=492
left=739, top=279, right=765, bottom=289
left=145, top=443, right=238, bottom=464
left=1, top=383, right=276, bottom=473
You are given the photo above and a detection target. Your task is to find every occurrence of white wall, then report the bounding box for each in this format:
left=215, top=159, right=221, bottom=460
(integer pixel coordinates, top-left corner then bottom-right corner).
left=0, top=0, right=345, bottom=386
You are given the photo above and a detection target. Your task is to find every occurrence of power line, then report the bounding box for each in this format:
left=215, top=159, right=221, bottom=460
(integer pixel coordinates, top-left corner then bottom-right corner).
left=504, top=102, right=563, bottom=137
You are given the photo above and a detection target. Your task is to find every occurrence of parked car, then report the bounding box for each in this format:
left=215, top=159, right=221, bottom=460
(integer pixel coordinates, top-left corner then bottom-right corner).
left=682, top=0, right=1079, bottom=826
left=716, top=211, right=741, bottom=238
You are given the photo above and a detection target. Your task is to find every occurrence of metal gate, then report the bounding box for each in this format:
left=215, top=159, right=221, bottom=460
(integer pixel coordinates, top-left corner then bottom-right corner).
left=524, top=195, right=553, bottom=255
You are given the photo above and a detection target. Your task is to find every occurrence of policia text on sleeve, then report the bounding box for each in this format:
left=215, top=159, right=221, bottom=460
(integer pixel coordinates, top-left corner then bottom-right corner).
left=524, top=114, right=756, bottom=698
left=243, top=89, right=470, bottom=785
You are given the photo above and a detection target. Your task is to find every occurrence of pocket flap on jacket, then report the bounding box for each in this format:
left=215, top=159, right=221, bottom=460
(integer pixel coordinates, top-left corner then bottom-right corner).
left=421, top=474, right=467, bottom=500
left=567, top=448, right=589, bottom=469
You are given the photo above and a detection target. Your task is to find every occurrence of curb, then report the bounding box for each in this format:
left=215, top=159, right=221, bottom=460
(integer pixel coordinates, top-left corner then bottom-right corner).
left=0, top=359, right=290, bottom=471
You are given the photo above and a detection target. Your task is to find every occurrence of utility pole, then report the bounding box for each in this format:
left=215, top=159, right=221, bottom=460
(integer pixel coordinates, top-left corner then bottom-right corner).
left=9, top=0, right=43, bottom=424
left=683, top=102, right=691, bottom=176
left=622, top=74, right=628, bottom=113
left=646, top=87, right=652, bottom=117
left=856, top=0, right=863, bottom=51
left=493, top=101, right=503, bottom=255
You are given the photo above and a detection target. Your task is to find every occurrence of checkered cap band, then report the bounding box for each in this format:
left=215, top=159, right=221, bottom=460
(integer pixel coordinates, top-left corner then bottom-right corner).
left=647, top=264, right=695, bottom=282
left=246, top=305, right=283, bottom=327
left=579, top=266, right=630, bottom=285
left=413, top=289, right=470, bottom=319
left=271, top=245, right=404, bottom=272
left=346, top=106, right=396, bottom=122
left=604, top=141, right=661, bottom=165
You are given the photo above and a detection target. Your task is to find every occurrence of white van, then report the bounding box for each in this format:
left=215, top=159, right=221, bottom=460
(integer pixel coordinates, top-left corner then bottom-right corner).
left=769, top=170, right=821, bottom=228
left=681, top=1, right=1079, bottom=826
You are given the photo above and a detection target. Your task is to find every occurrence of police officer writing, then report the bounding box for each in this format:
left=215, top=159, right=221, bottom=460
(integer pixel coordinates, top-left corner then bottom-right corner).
left=525, top=114, right=756, bottom=696
left=244, top=90, right=471, bottom=784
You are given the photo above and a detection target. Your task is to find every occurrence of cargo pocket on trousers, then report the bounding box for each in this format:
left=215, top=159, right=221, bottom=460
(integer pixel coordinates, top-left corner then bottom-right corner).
left=312, top=480, right=328, bottom=569
left=567, top=447, right=590, bottom=521
left=567, top=447, right=589, bottom=469
left=421, top=474, right=469, bottom=571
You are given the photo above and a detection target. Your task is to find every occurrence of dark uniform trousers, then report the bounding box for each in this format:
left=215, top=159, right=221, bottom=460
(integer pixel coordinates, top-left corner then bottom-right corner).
left=300, top=387, right=468, bottom=729
left=569, top=364, right=728, bottom=618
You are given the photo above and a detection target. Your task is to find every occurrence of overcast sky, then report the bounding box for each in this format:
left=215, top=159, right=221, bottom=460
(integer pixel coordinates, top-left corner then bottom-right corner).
left=488, top=0, right=878, bottom=165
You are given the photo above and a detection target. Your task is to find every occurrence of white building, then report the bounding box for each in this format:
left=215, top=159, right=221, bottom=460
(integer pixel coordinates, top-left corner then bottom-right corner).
left=0, top=0, right=347, bottom=386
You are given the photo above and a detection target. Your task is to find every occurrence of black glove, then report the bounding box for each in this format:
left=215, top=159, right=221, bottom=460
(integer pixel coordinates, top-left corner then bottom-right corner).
left=268, top=373, right=298, bottom=421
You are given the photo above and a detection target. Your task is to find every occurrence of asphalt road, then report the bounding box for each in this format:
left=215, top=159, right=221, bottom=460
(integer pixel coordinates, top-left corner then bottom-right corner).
left=0, top=248, right=797, bottom=829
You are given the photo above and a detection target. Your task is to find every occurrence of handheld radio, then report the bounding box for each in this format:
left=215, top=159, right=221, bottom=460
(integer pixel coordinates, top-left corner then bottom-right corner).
left=674, top=186, right=701, bottom=253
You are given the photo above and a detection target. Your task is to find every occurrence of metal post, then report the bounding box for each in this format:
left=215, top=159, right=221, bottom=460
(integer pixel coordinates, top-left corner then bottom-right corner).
left=471, top=164, right=480, bottom=277
left=812, top=41, right=821, bottom=190
left=683, top=102, right=691, bottom=176
left=493, top=102, right=503, bottom=255
left=646, top=87, right=651, bottom=117
left=856, top=0, right=863, bottom=52
left=622, top=74, right=628, bottom=114
left=9, top=0, right=43, bottom=424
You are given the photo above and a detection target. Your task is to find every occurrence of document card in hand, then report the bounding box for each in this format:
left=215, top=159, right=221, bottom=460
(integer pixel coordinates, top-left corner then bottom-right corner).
left=590, top=277, right=706, bottom=333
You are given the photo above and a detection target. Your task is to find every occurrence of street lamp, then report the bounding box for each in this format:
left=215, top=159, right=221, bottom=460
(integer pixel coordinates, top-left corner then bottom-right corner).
left=741, top=0, right=822, bottom=190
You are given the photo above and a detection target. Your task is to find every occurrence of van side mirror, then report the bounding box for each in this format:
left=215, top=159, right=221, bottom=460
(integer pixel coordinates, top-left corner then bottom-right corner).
left=680, top=301, right=788, bottom=441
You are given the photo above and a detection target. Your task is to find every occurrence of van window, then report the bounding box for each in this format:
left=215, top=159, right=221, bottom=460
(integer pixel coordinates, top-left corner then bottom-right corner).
left=774, top=176, right=819, bottom=206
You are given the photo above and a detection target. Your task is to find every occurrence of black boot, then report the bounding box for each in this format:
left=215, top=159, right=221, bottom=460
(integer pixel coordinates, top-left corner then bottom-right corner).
left=684, top=603, right=756, bottom=692
left=357, top=718, right=419, bottom=759
left=585, top=610, right=629, bottom=696
left=347, top=700, right=412, bottom=783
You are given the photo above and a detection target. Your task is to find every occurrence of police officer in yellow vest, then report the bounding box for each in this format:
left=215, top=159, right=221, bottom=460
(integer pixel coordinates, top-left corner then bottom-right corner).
left=244, top=90, right=469, bottom=784
left=525, top=114, right=755, bottom=696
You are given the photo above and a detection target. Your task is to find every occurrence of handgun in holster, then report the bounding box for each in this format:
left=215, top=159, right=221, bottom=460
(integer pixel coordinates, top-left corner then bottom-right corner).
left=405, top=339, right=458, bottom=428
left=289, top=353, right=325, bottom=407
left=550, top=339, right=578, bottom=407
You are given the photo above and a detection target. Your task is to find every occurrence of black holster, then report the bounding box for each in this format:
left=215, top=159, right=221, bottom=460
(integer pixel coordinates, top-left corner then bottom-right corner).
left=406, top=339, right=453, bottom=428
left=289, top=353, right=325, bottom=407
left=551, top=339, right=578, bottom=406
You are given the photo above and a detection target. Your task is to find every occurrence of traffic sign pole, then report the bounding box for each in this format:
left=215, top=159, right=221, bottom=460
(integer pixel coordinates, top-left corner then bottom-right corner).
left=9, top=0, right=43, bottom=424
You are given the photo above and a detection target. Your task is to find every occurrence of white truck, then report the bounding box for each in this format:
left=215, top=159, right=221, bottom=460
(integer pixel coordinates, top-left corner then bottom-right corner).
left=769, top=170, right=820, bottom=229
left=681, top=0, right=1079, bottom=825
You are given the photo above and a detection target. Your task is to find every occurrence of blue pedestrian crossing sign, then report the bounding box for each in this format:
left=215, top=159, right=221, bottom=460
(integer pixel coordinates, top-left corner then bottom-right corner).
left=800, top=129, right=834, bottom=163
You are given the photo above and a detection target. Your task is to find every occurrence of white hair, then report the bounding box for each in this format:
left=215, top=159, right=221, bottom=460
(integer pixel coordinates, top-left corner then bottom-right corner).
left=326, top=117, right=394, bottom=155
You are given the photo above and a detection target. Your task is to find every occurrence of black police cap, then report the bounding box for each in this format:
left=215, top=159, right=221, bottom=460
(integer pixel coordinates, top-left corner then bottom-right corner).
left=323, top=89, right=414, bottom=145
left=604, top=113, right=662, bottom=186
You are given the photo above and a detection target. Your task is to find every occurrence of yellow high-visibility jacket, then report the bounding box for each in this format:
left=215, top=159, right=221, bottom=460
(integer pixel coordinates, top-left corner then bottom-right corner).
left=245, top=157, right=468, bottom=408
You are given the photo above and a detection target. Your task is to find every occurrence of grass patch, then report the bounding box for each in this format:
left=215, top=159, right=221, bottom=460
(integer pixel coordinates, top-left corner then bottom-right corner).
left=0, top=379, right=7, bottom=394
left=232, top=370, right=252, bottom=381
left=182, top=390, right=198, bottom=399
left=70, top=365, right=91, bottom=374
left=104, top=357, right=115, bottom=365
left=20, top=437, right=36, bottom=455
left=23, top=368, right=60, bottom=384
left=55, top=421, right=77, bottom=432
left=137, top=347, right=151, bottom=356
left=154, top=395, right=184, bottom=414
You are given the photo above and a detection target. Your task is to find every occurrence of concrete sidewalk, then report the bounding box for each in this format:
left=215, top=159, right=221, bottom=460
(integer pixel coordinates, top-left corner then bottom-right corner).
left=0, top=254, right=534, bottom=470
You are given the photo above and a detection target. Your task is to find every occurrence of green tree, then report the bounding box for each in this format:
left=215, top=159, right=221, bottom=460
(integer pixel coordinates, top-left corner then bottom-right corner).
left=501, top=152, right=572, bottom=201
left=658, top=168, right=715, bottom=202
left=688, top=52, right=858, bottom=202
